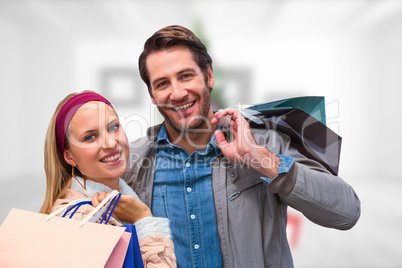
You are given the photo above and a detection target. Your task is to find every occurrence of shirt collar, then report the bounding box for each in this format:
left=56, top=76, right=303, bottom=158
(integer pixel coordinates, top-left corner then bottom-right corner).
left=156, top=123, right=169, bottom=144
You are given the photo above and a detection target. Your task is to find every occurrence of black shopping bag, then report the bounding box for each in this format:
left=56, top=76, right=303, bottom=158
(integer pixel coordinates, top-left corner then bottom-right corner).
left=239, top=96, right=341, bottom=175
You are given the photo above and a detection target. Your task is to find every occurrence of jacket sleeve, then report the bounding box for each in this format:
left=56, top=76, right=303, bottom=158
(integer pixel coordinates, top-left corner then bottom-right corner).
left=258, top=129, right=361, bottom=230
left=138, top=234, right=177, bottom=268
left=135, top=217, right=177, bottom=267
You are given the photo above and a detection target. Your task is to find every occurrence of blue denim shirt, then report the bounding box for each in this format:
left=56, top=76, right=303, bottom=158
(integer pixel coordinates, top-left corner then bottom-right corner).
left=151, top=124, right=295, bottom=267
left=152, top=124, right=223, bottom=267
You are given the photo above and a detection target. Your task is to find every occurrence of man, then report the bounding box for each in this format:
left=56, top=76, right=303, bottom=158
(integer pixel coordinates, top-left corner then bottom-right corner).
left=124, top=25, right=360, bottom=267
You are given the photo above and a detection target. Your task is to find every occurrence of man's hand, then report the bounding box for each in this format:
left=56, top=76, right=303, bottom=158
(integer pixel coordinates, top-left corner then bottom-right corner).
left=211, top=108, right=280, bottom=178
left=92, top=192, right=153, bottom=224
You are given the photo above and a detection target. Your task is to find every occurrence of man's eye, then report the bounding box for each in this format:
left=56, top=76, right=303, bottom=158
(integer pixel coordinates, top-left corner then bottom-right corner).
left=157, top=81, right=168, bottom=88
left=181, top=73, right=193, bottom=80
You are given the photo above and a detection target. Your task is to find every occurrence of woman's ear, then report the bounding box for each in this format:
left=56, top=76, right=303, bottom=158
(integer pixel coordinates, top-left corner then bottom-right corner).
left=63, top=150, right=76, bottom=167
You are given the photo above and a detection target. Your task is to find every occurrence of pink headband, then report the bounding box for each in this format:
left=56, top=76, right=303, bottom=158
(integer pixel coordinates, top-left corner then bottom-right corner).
left=55, top=92, right=113, bottom=152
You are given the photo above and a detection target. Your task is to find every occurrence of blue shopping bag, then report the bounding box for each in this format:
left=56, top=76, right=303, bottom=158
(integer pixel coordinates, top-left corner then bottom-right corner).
left=122, top=224, right=144, bottom=268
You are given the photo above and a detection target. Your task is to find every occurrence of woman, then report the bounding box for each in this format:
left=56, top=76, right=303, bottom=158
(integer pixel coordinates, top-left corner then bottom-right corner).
left=40, top=91, right=176, bottom=267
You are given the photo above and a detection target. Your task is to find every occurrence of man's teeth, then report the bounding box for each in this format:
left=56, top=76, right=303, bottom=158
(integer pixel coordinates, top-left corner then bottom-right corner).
left=101, top=152, right=121, bottom=163
left=175, top=102, right=194, bottom=111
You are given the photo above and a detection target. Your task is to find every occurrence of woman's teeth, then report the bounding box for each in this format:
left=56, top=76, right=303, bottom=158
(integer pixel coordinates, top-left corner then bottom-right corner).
left=175, top=101, right=194, bottom=111
left=101, top=152, right=121, bottom=163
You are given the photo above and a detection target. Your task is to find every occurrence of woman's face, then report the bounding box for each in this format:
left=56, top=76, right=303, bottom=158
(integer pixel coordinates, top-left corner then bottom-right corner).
left=63, top=101, right=129, bottom=188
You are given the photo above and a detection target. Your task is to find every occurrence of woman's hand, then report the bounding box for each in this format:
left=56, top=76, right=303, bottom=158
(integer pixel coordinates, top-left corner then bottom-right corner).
left=92, top=192, right=153, bottom=224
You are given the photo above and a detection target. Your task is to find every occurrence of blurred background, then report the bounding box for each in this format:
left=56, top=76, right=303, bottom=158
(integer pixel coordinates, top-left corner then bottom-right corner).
left=1, top=0, right=401, bottom=267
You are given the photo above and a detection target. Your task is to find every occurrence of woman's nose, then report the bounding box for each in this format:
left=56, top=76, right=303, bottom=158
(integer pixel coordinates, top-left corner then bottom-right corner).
left=100, top=133, right=117, bottom=150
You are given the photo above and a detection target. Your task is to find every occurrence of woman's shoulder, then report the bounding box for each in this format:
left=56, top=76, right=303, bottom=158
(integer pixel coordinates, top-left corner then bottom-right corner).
left=50, top=189, right=89, bottom=214
left=52, top=189, right=87, bottom=207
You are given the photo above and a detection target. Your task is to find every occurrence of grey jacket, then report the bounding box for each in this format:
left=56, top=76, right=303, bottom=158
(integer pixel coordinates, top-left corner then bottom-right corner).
left=123, top=124, right=361, bottom=268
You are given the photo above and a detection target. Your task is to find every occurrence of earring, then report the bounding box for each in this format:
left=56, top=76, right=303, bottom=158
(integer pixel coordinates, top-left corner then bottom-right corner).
left=72, top=165, right=86, bottom=190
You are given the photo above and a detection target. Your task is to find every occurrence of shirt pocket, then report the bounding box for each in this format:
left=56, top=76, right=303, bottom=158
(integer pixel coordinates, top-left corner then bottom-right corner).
left=151, top=185, right=169, bottom=218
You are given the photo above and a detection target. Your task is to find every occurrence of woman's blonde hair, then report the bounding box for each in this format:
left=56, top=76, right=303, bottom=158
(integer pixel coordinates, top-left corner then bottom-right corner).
left=40, top=91, right=88, bottom=214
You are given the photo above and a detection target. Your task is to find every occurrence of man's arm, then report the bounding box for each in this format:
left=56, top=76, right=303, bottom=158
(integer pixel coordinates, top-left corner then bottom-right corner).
left=268, top=130, right=360, bottom=230
left=211, top=108, right=360, bottom=230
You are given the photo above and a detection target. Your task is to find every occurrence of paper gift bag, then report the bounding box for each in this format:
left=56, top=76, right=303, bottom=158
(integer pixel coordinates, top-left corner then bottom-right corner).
left=0, top=208, right=131, bottom=268
left=53, top=192, right=144, bottom=267
left=229, top=96, right=341, bottom=175
left=248, top=96, right=327, bottom=124
left=106, top=231, right=132, bottom=268
left=0, top=191, right=131, bottom=268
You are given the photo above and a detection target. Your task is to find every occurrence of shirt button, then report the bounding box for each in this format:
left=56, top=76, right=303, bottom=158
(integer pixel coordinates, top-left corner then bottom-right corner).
left=230, top=172, right=235, bottom=177
left=187, top=187, right=192, bottom=192
left=190, top=214, right=196, bottom=219
left=186, top=163, right=191, bottom=168
left=194, top=244, right=200, bottom=250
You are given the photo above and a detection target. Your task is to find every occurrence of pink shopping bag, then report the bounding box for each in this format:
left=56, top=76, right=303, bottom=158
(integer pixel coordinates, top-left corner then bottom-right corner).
left=0, top=208, right=131, bottom=268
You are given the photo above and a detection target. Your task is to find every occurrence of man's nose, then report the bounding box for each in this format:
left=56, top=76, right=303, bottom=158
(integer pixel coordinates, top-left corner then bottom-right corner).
left=170, top=82, right=188, bottom=101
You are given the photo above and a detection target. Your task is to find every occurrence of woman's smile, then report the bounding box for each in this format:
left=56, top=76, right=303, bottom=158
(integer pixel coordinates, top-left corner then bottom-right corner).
left=100, top=150, right=122, bottom=165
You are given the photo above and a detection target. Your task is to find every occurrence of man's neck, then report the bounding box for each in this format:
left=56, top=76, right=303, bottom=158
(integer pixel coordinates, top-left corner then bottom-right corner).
left=166, top=123, right=217, bottom=155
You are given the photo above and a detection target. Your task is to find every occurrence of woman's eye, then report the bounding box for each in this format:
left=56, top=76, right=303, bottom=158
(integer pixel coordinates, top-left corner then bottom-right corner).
left=84, top=134, right=95, bottom=141
left=109, top=124, right=119, bottom=132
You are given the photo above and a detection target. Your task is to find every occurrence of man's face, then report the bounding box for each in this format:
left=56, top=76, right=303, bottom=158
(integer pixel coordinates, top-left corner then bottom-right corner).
left=146, top=46, right=215, bottom=133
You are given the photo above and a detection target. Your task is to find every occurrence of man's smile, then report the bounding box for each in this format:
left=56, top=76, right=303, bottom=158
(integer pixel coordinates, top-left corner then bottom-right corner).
left=173, top=101, right=196, bottom=112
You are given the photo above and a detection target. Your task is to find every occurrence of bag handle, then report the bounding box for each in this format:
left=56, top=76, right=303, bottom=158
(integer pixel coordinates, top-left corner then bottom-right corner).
left=62, top=200, right=93, bottom=218
left=99, top=192, right=121, bottom=224
left=46, top=198, right=92, bottom=222
left=79, top=190, right=121, bottom=228
left=226, top=105, right=265, bottom=125
left=46, top=191, right=121, bottom=226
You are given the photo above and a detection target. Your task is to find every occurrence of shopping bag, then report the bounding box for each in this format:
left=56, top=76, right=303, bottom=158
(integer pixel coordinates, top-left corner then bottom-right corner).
left=55, top=191, right=144, bottom=267
left=121, top=224, right=144, bottom=268
left=232, top=96, right=341, bottom=175
left=51, top=190, right=144, bottom=268
left=248, top=96, right=327, bottom=124
left=0, top=190, right=131, bottom=268
left=106, top=232, right=133, bottom=268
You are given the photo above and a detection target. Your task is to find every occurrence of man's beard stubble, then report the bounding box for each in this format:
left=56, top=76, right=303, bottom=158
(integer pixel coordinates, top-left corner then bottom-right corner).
left=157, top=87, right=212, bottom=134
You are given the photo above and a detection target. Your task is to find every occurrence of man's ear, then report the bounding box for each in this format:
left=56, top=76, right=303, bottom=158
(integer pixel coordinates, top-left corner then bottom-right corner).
left=151, top=96, right=156, bottom=105
left=207, top=66, right=215, bottom=89
left=63, top=150, right=76, bottom=167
